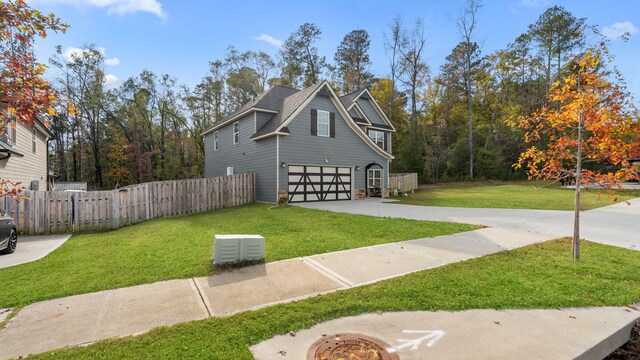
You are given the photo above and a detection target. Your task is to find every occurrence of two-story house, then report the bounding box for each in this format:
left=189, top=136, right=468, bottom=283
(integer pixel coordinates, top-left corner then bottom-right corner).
left=202, top=80, right=395, bottom=203
left=1, top=105, right=53, bottom=191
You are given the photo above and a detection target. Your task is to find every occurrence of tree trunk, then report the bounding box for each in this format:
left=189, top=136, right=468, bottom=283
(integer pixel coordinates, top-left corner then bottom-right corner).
left=572, top=73, right=583, bottom=261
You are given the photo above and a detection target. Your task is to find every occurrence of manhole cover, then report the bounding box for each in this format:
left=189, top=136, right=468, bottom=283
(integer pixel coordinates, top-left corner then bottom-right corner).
left=307, top=333, right=399, bottom=360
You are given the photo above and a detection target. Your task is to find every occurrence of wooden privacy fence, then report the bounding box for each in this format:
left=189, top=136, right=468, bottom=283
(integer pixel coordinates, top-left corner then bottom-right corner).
left=0, top=173, right=255, bottom=235
left=389, top=173, right=418, bottom=193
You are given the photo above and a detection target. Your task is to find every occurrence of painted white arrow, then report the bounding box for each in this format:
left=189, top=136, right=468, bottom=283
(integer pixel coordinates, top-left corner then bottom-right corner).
left=395, top=330, right=445, bottom=351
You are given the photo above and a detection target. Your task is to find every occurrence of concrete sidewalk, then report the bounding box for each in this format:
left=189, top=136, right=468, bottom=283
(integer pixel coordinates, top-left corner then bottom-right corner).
left=0, top=226, right=550, bottom=359
left=252, top=307, right=640, bottom=360
left=0, top=234, right=72, bottom=269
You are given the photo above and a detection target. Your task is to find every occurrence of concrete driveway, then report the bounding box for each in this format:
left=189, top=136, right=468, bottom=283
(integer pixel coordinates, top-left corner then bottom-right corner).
left=296, top=197, right=640, bottom=250
left=0, top=234, right=71, bottom=269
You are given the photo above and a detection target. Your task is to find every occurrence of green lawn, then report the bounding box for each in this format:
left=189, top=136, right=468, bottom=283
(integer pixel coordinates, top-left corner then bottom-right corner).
left=392, top=181, right=640, bottom=210
left=0, top=203, right=475, bottom=308
left=29, top=239, right=640, bottom=359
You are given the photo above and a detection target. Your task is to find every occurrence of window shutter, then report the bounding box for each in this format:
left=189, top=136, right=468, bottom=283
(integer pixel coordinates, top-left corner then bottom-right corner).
left=384, top=132, right=388, bottom=151
left=311, top=109, right=317, bottom=136
left=329, top=112, right=335, bottom=138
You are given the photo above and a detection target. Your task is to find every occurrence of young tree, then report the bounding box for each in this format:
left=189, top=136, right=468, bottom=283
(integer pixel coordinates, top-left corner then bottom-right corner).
left=457, top=0, right=482, bottom=180
left=384, top=16, right=407, bottom=123
left=398, top=18, right=429, bottom=174
left=514, top=44, right=640, bottom=260
left=334, top=29, right=373, bottom=94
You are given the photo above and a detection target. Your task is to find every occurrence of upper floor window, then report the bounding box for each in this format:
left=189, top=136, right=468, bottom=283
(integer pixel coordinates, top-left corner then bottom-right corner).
left=214, top=131, right=219, bottom=150
left=2, top=120, right=16, bottom=146
left=317, top=110, right=330, bottom=137
left=233, top=122, right=239, bottom=144
left=368, top=130, right=385, bottom=149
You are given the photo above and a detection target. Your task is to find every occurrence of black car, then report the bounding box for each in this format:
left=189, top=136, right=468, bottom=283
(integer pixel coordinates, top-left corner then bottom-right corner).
left=0, top=207, right=17, bottom=254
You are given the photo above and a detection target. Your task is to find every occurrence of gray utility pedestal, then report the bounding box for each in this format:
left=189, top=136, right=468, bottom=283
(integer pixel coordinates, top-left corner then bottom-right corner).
left=213, top=235, right=265, bottom=265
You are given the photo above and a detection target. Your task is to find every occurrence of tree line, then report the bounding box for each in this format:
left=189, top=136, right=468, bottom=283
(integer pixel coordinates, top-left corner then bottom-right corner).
left=44, top=2, right=617, bottom=189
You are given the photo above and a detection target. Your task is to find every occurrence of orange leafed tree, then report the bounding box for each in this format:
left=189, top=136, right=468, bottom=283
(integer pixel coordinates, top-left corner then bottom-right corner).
left=514, top=43, right=640, bottom=260
left=0, top=0, right=67, bottom=198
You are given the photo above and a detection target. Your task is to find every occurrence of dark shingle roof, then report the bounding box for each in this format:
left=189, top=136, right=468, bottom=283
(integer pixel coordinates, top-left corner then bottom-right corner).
left=206, top=86, right=299, bottom=135
left=338, top=88, right=365, bottom=108
left=251, top=82, right=325, bottom=139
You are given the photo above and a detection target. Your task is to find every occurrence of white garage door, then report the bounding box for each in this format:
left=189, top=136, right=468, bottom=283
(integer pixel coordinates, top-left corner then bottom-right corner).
left=288, top=165, right=352, bottom=203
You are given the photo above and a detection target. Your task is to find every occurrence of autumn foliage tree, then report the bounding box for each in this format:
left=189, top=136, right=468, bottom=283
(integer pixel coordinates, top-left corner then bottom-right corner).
left=514, top=43, right=640, bottom=259
left=0, top=0, right=67, bottom=197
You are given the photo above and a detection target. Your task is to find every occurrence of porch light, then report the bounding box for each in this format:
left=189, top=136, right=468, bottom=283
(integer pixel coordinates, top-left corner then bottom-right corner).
left=281, top=162, right=287, bottom=168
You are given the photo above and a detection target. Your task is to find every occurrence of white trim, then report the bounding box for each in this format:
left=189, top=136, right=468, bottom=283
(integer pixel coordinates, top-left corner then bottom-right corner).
left=201, top=108, right=279, bottom=136
left=273, top=81, right=393, bottom=160
left=251, top=131, right=290, bottom=141
left=367, top=125, right=393, bottom=132
left=253, top=112, right=257, bottom=134
left=351, top=103, right=372, bottom=125
left=278, top=83, right=325, bottom=130
left=367, top=129, right=385, bottom=148
left=233, top=121, right=239, bottom=144
left=361, top=89, right=396, bottom=132
left=316, top=109, right=330, bottom=137
left=324, top=85, right=395, bottom=160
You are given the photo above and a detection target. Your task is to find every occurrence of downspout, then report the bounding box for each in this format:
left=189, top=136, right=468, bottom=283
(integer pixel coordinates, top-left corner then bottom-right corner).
left=276, top=134, right=280, bottom=203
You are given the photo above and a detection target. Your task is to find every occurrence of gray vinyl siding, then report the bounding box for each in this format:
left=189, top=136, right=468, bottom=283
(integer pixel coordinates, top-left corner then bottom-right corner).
left=279, top=94, right=388, bottom=192
left=255, top=112, right=272, bottom=132
left=204, top=113, right=277, bottom=202
left=357, top=98, right=393, bottom=153
left=0, top=120, right=49, bottom=191
left=356, top=98, right=387, bottom=126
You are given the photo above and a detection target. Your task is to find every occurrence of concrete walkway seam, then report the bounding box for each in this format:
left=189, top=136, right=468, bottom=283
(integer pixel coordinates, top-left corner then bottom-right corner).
left=190, top=278, right=212, bottom=317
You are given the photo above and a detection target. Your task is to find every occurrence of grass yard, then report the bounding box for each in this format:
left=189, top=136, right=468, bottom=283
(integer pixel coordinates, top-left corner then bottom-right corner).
left=28, top=239, right=640, bottom=359
left=392, top=181, right=640, bottom=210
left=0, top=203, right=475, bottom=308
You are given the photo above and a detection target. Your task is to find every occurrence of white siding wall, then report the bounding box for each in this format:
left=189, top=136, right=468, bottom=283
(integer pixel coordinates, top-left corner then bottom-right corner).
left=0, top=121, right=49, bottom=190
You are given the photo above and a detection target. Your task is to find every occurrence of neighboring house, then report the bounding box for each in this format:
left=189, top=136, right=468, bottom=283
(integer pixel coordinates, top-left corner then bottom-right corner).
left=202, top=80, right=395, bottom=203
left=0, top=106, right=54, bottom=191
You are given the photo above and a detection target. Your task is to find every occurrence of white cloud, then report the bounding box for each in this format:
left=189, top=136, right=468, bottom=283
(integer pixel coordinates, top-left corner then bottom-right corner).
left=62, top=46, right=120, bottom=66
left=103, top=74, right=120, bottom=88
left=254, top=34, right=283, bottom=49
left=105, top=57, right=120, bottom=66
left=519, top=0, right=549, bottom=8
left=602, top=21, right=638, bottom=40
left=34, top=0, right=166, bottom=18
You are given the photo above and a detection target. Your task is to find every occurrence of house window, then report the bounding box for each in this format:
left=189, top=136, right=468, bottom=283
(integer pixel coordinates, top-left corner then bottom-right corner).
left=368, top=130, right=385, bottom=149
left=233, top=122, right=239, bottom=144
left=32, top=128, right=36, bottom=153
left=214, top=131, right=219, bottom=150
left=368, top=168, right=381, bottom=188
left=317, top=110, right=330, bottom=137
left=2, top=120, right=16, bottom=146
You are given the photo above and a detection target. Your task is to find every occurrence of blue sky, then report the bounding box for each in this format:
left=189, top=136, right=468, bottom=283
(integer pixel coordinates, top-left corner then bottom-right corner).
left=31, top=0, right=640, bottom=97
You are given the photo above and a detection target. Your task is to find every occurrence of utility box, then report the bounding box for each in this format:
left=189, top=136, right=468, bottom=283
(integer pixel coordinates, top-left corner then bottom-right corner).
left=213, top=234, right=265, bottom=266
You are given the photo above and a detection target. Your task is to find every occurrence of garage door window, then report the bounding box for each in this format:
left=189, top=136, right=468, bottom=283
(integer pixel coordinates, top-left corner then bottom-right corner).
left=368, top=168, right=381, bottom=188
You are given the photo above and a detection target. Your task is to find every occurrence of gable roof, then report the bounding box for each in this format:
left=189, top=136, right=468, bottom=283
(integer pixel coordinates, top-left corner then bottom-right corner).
left=201, top=86, right=296, bottom=136
left=251, top=82, right=325, bottom=139
left=339, top=88, right=396, bottom=132
left=201, top=81, right=394, bottom=160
